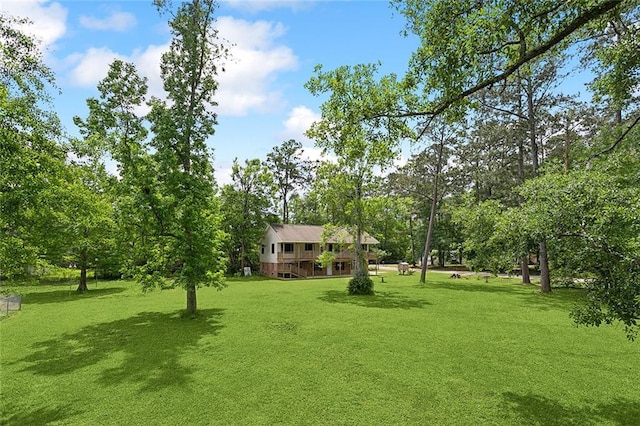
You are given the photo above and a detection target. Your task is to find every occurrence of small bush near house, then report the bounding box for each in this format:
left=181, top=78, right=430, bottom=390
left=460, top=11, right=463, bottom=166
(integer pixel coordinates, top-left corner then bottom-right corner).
left=348, top=271, right=374, bottom=295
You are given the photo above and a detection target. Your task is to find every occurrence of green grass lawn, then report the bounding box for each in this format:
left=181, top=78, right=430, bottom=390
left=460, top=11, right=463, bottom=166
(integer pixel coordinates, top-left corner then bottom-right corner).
left=1, top=273, right=639, bottom=425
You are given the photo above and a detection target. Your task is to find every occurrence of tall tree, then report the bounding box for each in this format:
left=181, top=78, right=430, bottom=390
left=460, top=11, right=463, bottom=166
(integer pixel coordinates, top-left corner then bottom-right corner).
left=475, top=56, right=572, bottom=290
left=414, top=121, right=456, bottom=283
left=77, top=2, right=229, bottom=315
left=265, top=139, right=313, bottom=224
left=520, top=136, right=640, bottom=339
left=220, top=158, right=276, bottom=273
left=0, top=14, right=66, bottom=277
left=55, top=164, right=117, bottom=293
left=145, top=0, right=229, bottom=315
left=73, top=60, right=157, bottom=287
left=306, top=63, right=409, bottom=294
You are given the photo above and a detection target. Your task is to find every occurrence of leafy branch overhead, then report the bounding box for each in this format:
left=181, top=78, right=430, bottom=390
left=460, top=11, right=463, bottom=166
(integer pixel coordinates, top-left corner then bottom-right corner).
left=388, top=0, right=629, bottom=120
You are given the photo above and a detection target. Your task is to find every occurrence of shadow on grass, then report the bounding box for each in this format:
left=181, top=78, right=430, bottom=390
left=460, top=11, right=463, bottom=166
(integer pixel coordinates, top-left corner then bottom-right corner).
left=521, top=288, right=587, bottom=312
left=416, top=280, right=524, bottom=294
left=22, top=287, right=127, bottom=305
left=14, top=309, right=225, bottom=392
left=319, top=290, right=430, bottom=310
left=1, top=403, right=83, bottom=426
left=502, top=392, right=640, bottom=425
left=424, top=280, right=585, bottom=311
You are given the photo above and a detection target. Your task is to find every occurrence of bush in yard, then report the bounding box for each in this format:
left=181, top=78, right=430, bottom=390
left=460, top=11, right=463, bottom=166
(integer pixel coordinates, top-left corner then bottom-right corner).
left=348, top=271, right=374, bottom=295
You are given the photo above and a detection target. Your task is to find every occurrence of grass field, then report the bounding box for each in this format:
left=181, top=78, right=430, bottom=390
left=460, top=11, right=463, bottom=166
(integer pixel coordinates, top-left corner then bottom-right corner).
left=1, top=273, right=639, bottom=425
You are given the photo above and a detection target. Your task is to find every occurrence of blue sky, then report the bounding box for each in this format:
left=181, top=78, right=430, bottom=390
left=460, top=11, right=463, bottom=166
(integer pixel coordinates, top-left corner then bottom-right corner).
left=3, top=0, right=598, bottom=185
left=2, top=0, right=421, bottom=183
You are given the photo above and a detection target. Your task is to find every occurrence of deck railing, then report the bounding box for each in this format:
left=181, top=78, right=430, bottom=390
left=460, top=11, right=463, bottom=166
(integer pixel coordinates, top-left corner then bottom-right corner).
left=278, top=250, right=377, bottom=262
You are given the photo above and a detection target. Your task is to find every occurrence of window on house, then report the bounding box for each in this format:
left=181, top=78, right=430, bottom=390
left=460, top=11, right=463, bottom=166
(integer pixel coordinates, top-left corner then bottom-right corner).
left=361, top=244, right=368, bottom=252
left=304, top=243, right=313, bottom=251
left=271, top=244, right=275, bottom=254
left=261, top=245, right=265, bottom=254
left=283, top=243, right=294, bottom=253
left=328, top=243, right=334, bottom=252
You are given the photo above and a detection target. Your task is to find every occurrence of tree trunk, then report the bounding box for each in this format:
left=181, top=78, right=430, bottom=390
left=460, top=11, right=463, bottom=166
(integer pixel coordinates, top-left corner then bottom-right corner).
left=282, top=195, right=289, bottom=224
left=77, top=230, right=89, bottom=293
left=78, top=263, right=88, bottom=293
left=186, top=285, right=197, bottom=316
left=527, top=76, right=551, bottom=292
left=240, top=241, right=246, bottom=270
left=353, top=180, right=365, bottom=276
left=564, top=133, right=570, bottom=174
left=539, top=241, right=551, bottom=293
left=354, top=227, right=363, bottom=276
left=517, top=138, right=531, bottom=285
left=614, top=108, right=622, bottom=125
left=520, top=256, right=531, bottom=284
left=420, top=140, right=444, bottom=284
left=420, top=190, right=437, bottom=283
left=409, top=214, right=416, bottom=264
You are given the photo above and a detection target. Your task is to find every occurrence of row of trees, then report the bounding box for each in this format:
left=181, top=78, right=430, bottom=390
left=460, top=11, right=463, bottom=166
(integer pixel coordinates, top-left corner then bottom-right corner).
left=296, top=0, right=639, bottom=336
left=2, top=1, right=638, bottom=336
left=3, top=1, right=231, bottom=316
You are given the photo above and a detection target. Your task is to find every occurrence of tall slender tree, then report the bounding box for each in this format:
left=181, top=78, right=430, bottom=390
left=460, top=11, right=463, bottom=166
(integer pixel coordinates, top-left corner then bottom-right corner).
left=220, top=158, right=276, bottom=273
left=77, top=2, right=229, bottom=315
left=416, top=122, right=454, bottom=283
left=74, top=60, right=158, bottom=287
left=306, top=63, right=409, bottom=294
left=146, top=0, right=229, bottom=315
left=265, top=139, right=313, bottom=224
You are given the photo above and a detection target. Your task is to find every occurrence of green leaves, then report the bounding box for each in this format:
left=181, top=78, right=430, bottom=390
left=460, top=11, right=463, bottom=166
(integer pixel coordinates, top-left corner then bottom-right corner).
left=306, top=62, right=411, bottom=280
left=71, top=1, right=230, bottom=312
left=520, top=154, right=640, bottom=338
left=0, top=14, right=67, bottom=277
left=220, top=158, right=276, bottom=273
left=393, top=0, right=627, bottom=118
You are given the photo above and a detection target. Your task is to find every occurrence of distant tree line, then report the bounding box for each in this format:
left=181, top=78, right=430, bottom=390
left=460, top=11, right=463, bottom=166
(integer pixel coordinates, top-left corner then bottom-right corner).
left=2, top=1, right=638, bottom=336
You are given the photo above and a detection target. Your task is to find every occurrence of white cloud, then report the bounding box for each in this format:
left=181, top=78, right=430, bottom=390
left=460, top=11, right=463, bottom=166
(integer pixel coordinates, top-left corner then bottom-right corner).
left=64, top=15, right=297, bottom=117
left=278, top=105, right=337, bottom=162
left=64, top=43, right=165, bottom=92
left=68, top=47, right=124, bottom=87
left=64, top=43, right=166, bottom=117
left=279, top=105, right=320, bottom=142
left=393, top=153, right=408, bottom=169
left=129, top=44, right=166, bottom=97
left=1, top=0, right=67, bottom=48
left=214, top=16, right=298, bottom=115
left=80, top=11, right=136, bottom=32
left=214, top=161, right=234, bottom=187
left=224, top=0, right=313, bottom=13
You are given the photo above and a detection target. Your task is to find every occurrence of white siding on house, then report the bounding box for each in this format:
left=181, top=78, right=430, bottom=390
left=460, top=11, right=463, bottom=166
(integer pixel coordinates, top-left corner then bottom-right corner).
left=260, top=226, right=280, bottom=264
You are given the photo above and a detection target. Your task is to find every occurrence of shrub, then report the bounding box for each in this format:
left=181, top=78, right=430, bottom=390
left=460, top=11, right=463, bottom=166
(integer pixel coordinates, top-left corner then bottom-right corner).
left=348, top=271, right=374, bottom=295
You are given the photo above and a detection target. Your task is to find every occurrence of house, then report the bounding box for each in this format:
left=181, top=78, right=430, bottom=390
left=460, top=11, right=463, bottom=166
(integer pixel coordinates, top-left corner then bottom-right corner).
left=259, top=224, right=379, bottom=279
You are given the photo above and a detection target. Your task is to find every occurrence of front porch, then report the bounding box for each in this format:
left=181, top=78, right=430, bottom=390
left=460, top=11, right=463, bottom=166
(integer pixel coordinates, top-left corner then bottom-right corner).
left=261, top=259, right=357, bottom=279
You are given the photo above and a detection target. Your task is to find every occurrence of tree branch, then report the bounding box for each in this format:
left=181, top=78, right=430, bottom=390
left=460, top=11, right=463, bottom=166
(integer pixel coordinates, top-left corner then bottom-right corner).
left=588, top=113, right=640, bottom=160
left=383, top=0, right=623, bottom=120
left=557, top=232, right=626, bottom=260
left=477, top=99, right=528, bottom=120
left=477, top=40, right=521, bottom=56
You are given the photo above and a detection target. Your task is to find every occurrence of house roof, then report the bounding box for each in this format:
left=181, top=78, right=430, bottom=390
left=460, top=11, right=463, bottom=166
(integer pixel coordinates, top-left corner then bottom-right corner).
left=268, top=224, right=379, bottom=245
